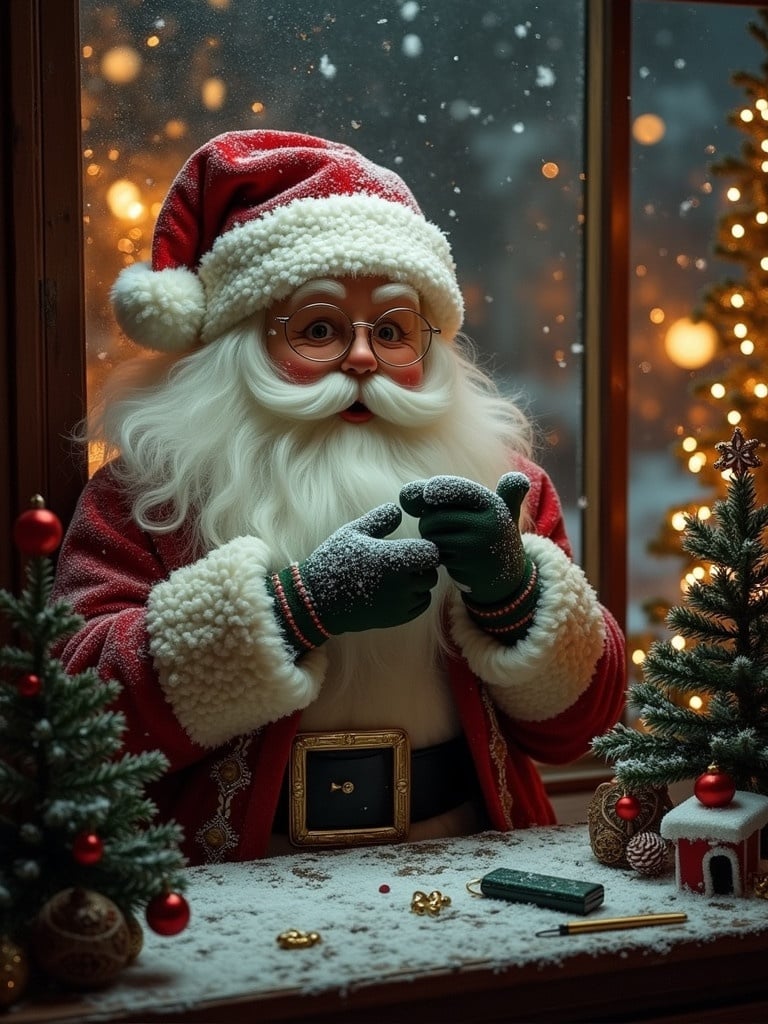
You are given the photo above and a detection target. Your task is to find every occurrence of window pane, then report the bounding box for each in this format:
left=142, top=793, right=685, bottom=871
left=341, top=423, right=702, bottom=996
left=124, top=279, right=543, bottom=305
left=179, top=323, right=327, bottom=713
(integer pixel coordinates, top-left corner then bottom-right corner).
left=80, top=0, right=586, bottom=554
left=628, top=2, right=755, bottom=652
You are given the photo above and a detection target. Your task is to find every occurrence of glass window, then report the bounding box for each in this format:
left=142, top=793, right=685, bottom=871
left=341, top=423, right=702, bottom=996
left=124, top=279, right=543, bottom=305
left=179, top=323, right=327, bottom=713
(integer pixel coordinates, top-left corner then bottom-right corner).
left=79, top=0, right=588, bottom=556
left=628, top=2, right=759, bottom=664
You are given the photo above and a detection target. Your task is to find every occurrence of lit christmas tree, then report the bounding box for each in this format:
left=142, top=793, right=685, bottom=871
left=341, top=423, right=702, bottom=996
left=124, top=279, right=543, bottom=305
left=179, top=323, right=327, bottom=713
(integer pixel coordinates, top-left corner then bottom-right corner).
left=638, top=9, right=768, bottom=665
left=1, top=499, right=188, bottom=996
left=594, top=429, right=768, bottom=797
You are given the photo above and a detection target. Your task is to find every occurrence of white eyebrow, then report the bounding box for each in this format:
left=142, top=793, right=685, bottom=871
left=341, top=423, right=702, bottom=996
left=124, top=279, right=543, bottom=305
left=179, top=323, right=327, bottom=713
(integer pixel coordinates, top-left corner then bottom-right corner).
left=289, top=279, right=347, bottom=305
left=372, top=282, right=420, bottom=307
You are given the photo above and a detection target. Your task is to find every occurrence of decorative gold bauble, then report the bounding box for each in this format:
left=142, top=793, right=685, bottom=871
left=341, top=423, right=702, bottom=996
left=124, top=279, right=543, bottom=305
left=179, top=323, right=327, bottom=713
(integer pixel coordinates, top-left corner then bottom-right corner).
left=124, top=912, right=145, bottom=963
left=0, top=936, right=30, bottom=1008
left=32, top=888, right=130, bottom=989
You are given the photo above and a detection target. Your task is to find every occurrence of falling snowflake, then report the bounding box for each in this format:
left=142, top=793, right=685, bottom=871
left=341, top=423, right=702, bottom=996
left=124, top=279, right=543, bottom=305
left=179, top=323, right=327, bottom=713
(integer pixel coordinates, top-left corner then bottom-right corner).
left=319, top=55, right=337, bottom=80
left=402, top=34, right=423, bottom=57
left=536, top=66, right=556, bottom=88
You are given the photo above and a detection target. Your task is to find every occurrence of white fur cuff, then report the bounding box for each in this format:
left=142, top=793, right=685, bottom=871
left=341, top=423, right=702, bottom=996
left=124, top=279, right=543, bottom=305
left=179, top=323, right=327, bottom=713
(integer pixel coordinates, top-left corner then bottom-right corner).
left=448, top=534, right=606, bottom=722
left=146, top=536, right=326, bottom=747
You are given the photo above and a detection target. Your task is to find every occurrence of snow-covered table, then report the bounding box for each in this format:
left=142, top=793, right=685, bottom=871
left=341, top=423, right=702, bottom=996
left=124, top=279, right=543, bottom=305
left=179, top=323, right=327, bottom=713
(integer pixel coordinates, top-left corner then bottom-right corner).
left=9, top=824, right=768, bottom=1023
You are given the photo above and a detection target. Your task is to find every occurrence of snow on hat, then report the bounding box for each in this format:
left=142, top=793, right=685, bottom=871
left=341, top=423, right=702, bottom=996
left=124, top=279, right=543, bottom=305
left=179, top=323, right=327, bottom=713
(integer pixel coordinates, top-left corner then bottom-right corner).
left=111, top=129, right=464, bottom=353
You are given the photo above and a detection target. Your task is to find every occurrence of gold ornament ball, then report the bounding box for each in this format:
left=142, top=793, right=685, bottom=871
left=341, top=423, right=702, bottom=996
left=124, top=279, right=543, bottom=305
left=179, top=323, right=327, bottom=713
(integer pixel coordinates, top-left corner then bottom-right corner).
left=124, top=912, right=145, bottom=963
left=0, top=937, right=30, bottom=1008
left=33, top=888, right=131, bottom=989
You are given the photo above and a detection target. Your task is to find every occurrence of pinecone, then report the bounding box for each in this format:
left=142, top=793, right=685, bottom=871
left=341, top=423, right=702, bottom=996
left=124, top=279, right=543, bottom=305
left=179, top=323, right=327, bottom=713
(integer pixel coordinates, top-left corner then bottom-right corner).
left=625, top=831, right=671, bottom=877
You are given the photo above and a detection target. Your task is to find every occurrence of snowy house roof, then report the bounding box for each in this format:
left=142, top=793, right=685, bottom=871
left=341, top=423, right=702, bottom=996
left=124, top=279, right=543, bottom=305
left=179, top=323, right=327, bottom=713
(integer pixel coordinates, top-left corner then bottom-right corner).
left=660, top=791, right=768, bottom=843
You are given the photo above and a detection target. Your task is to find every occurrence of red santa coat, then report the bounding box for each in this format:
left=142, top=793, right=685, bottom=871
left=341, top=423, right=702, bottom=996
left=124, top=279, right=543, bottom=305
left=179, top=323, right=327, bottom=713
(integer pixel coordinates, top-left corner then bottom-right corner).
left=52, top=458, right=625, bottom=864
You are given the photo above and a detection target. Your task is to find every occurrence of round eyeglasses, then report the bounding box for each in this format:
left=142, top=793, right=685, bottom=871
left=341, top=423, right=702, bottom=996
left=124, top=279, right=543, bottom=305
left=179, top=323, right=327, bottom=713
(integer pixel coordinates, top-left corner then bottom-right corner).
left=272, top=303, right=439, bottom=367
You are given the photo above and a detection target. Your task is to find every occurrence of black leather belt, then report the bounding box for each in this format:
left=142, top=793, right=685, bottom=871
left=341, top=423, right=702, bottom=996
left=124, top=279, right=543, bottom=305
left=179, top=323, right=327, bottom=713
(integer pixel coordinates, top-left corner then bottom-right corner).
left=272, top=732, right=480, bottom=846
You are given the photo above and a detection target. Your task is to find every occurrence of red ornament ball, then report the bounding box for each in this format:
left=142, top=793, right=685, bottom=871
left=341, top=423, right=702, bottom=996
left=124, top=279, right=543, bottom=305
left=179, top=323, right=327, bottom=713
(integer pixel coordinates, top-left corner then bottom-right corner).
left=146, top=891, right=190, bottom=936
left=73, top=832, right=104, bottom=866
left=615, top=794, right=642, bottom=821
left=378, top=884, right=390, bottom=894
left=694, top=766, right=736, bottom=808
left=13, top=504, right=63, bottom=557
left=17, top=673, right=41, bottom=698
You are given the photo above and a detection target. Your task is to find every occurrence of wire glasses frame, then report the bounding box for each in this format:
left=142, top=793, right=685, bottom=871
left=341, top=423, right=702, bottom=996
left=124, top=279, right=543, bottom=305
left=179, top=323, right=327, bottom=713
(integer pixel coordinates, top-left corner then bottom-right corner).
left=271, top=303, right=440, bottom=367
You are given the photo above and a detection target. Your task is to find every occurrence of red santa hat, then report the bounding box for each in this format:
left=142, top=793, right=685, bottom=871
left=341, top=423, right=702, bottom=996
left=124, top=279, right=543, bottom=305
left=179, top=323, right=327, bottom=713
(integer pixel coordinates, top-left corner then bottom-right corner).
left=110, top=129, right=464, bottom=353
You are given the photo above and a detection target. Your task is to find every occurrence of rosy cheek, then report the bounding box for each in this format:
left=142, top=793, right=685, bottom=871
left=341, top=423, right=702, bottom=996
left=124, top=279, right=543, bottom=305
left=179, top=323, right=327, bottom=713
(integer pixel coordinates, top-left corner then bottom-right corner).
left=390, top=365, right=424, bottom=388
left=275, top=359, right=326, bottom=384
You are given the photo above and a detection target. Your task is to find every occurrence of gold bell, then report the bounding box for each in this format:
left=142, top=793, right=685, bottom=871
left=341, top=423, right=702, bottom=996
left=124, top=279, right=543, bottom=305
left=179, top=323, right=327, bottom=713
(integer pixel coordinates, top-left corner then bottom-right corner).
left=410, top=889, right=451, bottom=916
left=276, top=928, right=322, bottom=949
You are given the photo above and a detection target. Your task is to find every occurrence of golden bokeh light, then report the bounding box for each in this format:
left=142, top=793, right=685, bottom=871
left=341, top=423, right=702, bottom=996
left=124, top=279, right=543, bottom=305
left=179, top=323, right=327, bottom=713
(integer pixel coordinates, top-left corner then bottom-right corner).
left=664, top=317, right=718, bottom=369
left=106, top=179, right=144, bottom=220
left=202, top=77, right=227, bottom=110
left=632, top=112, right=666, bottom=144
left=101, top=46, right=143, bottom=84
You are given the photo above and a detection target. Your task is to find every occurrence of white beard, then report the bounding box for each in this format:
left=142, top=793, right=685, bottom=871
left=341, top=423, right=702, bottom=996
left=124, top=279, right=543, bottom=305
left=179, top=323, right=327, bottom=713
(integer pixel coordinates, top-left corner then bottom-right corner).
left=98, top=319, right=533, bottom=744
left=239, top=338, right=512, bottom=742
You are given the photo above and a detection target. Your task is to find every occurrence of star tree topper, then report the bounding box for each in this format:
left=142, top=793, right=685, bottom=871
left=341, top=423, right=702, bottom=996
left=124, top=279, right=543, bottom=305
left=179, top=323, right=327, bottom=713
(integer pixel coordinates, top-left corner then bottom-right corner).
left=713, top=427, right=762, bottom=478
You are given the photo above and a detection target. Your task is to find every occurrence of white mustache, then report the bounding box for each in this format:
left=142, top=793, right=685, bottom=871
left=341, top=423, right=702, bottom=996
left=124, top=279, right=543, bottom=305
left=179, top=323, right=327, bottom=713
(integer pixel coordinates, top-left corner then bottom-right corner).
left=253, top=361, right=454, bottom=428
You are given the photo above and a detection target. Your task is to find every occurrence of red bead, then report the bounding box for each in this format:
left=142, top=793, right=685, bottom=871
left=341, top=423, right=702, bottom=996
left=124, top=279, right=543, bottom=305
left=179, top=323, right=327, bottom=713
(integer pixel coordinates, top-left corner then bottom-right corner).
left=695, top=768, right=735, bottom=807
left=379, top=884, right=390, bottom=893
left=615, top=794, right=641, bottom=821
left=146, top=891, right=190, bottom=936
left=13, top=507, right=63, bottom=557
left=73, top=831, right=104, bottom=865
left=17, top=672, right=42, bottom=697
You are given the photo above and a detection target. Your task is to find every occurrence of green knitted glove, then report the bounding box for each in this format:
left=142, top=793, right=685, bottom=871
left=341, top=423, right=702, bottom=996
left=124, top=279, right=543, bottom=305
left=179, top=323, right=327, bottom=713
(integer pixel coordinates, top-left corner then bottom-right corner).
left=400, top=473, right=531, bottom=604
left=268, top=503, right=440, bottom=655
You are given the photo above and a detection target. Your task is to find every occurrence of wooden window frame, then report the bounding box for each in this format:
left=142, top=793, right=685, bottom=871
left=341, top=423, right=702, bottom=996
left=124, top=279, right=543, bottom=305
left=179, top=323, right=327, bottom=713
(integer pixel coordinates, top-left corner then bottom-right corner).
left=1, top=0, right=86, bottom=606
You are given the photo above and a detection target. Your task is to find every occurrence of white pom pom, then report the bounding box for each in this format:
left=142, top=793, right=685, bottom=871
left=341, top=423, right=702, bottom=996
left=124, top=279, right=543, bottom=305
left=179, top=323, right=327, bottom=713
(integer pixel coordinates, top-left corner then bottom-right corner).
left=110, top=262, right=205, bottom=352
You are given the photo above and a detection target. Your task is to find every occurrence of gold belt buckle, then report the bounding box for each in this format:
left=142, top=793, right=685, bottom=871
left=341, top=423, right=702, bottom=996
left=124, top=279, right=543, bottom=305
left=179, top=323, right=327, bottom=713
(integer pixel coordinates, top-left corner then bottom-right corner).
left=288, top=729, right=410, bottom=848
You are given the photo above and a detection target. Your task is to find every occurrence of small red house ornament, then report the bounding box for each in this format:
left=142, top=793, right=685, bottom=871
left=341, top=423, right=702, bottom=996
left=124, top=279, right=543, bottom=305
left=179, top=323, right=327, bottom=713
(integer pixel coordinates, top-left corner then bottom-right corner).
left=660, top=791, right=768, bottom=897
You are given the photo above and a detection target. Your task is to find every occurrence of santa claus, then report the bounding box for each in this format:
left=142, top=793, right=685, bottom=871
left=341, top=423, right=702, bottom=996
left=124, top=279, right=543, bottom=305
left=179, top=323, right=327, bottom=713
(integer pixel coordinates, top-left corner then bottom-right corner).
left=52, top=130, right=625, bottom=863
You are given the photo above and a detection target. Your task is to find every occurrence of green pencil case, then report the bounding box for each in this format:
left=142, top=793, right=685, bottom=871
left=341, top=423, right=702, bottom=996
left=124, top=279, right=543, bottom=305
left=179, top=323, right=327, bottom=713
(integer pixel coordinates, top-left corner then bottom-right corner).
left=468, top=867, right=604, bottom=915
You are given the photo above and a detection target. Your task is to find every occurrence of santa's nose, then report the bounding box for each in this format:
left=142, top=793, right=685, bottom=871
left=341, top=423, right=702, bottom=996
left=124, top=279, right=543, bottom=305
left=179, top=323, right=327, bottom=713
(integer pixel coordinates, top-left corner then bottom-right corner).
left=340, top=326, right=378, bottom=374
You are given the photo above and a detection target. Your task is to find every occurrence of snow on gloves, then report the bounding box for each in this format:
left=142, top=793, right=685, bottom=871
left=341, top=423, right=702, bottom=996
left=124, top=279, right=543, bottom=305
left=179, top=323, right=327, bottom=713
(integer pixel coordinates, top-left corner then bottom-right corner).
left=269, top=503, right=440, bottom=655
left=399, top=473, right=540, bottom=644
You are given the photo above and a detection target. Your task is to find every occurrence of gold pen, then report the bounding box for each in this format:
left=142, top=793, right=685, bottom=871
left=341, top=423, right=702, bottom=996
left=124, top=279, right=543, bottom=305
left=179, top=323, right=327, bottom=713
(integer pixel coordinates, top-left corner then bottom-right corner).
left=536, top=912, right=687, bottom=937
